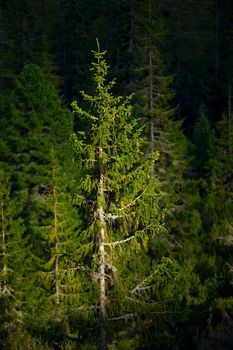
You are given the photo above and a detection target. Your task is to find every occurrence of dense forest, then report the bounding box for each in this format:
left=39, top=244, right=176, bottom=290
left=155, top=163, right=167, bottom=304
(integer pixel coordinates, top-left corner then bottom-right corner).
left=0, top=0, right=233, bottom=349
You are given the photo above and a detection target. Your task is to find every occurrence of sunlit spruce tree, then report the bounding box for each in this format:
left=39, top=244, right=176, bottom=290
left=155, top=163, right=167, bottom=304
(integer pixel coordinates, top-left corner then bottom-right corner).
left=71, top=41, right=161, bottom=349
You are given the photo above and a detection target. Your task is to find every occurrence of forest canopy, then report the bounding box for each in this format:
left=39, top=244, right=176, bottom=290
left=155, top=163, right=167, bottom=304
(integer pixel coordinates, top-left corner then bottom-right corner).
left=0, top=1, right=233, bottom=349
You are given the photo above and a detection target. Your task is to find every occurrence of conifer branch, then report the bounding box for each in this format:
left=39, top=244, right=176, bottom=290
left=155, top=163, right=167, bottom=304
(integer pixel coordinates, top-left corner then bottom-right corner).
left=117, top=192, right=145, bottom=212
left=131, top=269, right=160, bottom=294
left=105, top=213, right=127, bottom=220
left=0, top=285, right=13, bottom=295
left=109, top=312, right=138, bottom=321
left=104, top=235, right=135, bottom=247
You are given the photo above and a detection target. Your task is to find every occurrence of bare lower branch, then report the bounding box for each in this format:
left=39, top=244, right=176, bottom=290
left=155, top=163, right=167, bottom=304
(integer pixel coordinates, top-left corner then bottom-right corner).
left=109, top=312, right=138, bottom=321
left=132, top=285, right=156, bottom=294
left=104, top=235, right=135, bottom=247
left=117, top=192, right=145, bottom=212
left=105, top=213, right=126, bottom=220
left=131, top=269, right=159, bottom=294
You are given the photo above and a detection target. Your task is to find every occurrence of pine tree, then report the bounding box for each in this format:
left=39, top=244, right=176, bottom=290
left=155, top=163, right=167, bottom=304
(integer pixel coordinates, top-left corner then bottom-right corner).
left=126, top=5, right=220, bottom=346
left=184, top=110, right=233, bottom=345
left=2, top=64, right=73, bottom=256
left=0, top=165, right=28, bottom=348
left=128, top=0, right=190, bottom=253
left=0, top=64, right=80, bottom=346
left=192, top=111, right=216, bottom=180
left=71, top=40, right=161, bottom=349
left=203, top=108, right=233, bottom=308
left=19, top=149, right=85, bottom=348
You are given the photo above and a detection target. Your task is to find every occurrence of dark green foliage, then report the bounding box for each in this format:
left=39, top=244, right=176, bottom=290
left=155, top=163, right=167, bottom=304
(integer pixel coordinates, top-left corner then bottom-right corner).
left=71, top=42, right=170, bottom=347
left=184, top=108, right=233, bottom=349
left=0, top=0, right=58, bottom=71
left=192, top=112, right=216, bottom=179
left=0, top=1, right=233, bottom=348
left=160, top=0, right=221, bottom=126
left=126, top=1, right=192, bottom=268
left=57, top=0, right=104, bottom=98
left=0, top=64, right=78, bottom=347
left=3, top=64, right=73, bottom=254
left=0, top=166, right=28, bottom=348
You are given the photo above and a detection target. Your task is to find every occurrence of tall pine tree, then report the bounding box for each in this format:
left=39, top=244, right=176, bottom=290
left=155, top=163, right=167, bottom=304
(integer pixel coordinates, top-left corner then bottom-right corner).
left=71, top=40, right=161, bottom=349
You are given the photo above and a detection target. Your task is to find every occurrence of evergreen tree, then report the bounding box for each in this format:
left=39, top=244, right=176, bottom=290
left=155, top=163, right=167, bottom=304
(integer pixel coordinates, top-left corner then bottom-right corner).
left=2, top=64, right=73, bottom=256
left=192, top=111, right=216, bottom=180
left=127, top=5, right=226, bottom=346
left=71, top=41, right=161, bottom=349
left=203, top=109, right=233, bottom=308
left=20, top=150, right=85, bottom=348
left=0, top=64, right=80, bottom=345
left=0, top=165, right=28, bottom=348
left=129, top=0, right=190, bottom=254
left=184, top=110, right=233, bottom=347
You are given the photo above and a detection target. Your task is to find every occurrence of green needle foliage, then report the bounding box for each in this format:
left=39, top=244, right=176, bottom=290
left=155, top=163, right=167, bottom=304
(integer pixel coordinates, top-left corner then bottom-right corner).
left=4, top=64, right=73, bottom=257
left=0, top=64, right=78, bottom=347
left=0, top=165, right=28, bottom=348
left=22, top=150, right=84, bottom=348
left=71, top=40, right=161, bottom=348
left=127, top=0, right=192, bottom=261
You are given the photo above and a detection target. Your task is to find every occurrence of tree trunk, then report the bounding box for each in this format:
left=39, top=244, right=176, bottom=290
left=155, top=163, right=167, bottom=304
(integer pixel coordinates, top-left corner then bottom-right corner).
left=149, top=45, right=154, bottom=153
left=0, top=177, right=7, bottom=293
left=228, top=84, right=232, bottom=156
left=52, top=165, right=60, bottom=304
left=215, top=0, right=219, bottom=79
left=148, top=1, right=155, bottom=157
left=98, top=147, right=106, bottom=350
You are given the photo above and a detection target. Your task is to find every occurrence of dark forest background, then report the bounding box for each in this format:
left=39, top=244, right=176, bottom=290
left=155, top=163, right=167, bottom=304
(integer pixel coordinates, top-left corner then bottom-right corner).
left=0, top=0, right=233, bottom=349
